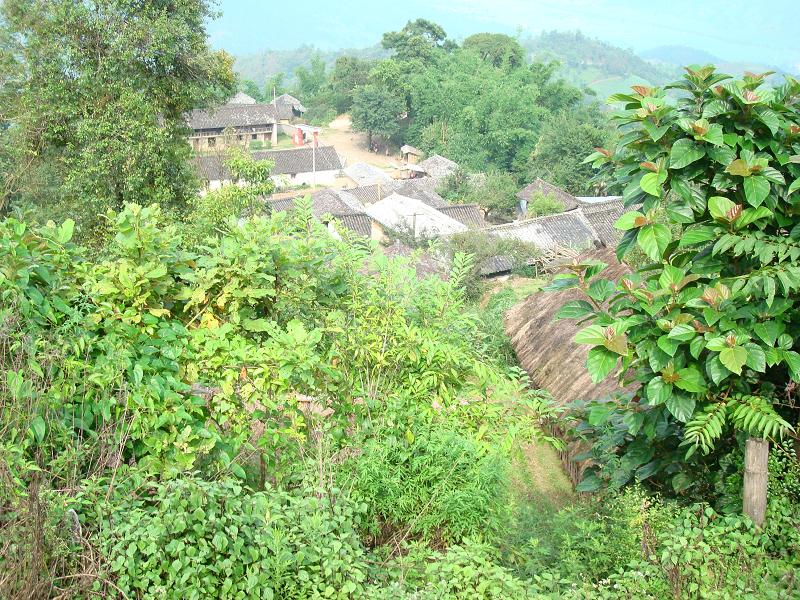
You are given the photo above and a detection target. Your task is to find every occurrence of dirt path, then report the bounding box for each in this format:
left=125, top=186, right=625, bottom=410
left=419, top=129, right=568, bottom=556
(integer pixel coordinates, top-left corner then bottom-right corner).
left=320, top=115, right=398, bottom=172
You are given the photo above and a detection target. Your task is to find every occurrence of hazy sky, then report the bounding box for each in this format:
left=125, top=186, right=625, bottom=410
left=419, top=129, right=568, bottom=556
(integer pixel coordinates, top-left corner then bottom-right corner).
left=211, top=0, right=798, bottom=71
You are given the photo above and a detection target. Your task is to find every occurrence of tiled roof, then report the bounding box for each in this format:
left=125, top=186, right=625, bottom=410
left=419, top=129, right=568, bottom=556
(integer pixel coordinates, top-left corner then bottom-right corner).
left=516, top=179, right=579, bottom=211
left=367, top=193, right=467, bottom=237
left=418, top=154, right=458, bottom=180
left=391, top=178, right=447, bottom=208
left=194, top=146, right=343, bottom=182
left=343, top=162, right=394, bottom=185
left=576, top=197, right=626, bottom=247
left=346, top=182, right=397, bottom=205
left=486, top=210, right=600, bottom=251
left=272, top=94, right=307, bottom=120
left=401, top=144, right=422, bottom=155
left=437, top=204, right=485, bottom=229
left=229, top=92, right=257, bottom=104
left=266, top=188, right=371, bottom=237
left=254, top=146, right=342, bottom=175
left=187, top=103, right=277, bottom=130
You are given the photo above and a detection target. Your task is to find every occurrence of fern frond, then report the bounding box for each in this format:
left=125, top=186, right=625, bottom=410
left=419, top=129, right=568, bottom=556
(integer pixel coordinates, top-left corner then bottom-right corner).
left=729, top=394, right=794, bottom=441
left=683, top=402, right=727, bottom=458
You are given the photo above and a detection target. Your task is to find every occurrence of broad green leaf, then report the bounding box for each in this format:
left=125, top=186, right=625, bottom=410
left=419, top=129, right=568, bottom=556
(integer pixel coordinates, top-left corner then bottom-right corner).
left=574, top=324, right=608, bottom=345
left=788, top=179, right=800, bottom=196
left=679, top=225, right=717, bottom=247
left=672, top=472, right=692, bottom=492
left=657, top=334, right=680, bottom=357
left=725, top=159, right=751, bottom=177
left=576, top=473, right=602, bottom=492
left=743, top=343, right=766, bottom=372
left=58, top=219, right=75, bottom=244
left=675, top=367, right=706, bottom=393
left=719, top=345, right=748, bottom=374
left=668, top=324, right=696, bottom=342
left=637, top=224, right=671, bottom=260
left=743, top=175, right=770, bottom=207
left=643, top=120, right=669, bottom=142
left=587, top=346, right=618, bottom=383
left=670, top=139, right=705, bottom=169
left=666, top=394, right=696, bottom=422
left=556, top=300, right=595, bottom=320
left=614, top=211, right=646, bottom=231
left=753, top=321, right=783, bottom=346
left=783, top=350, right=800, bottom=379
left=706, top=355, right=731, bottom=385
left=647, top=376, right=672, bottom=406
left=30, top=415, right=46, bottom=443
left=708, top=196, right=736, bottom=221
left=640, top=172, right=662, bottom=197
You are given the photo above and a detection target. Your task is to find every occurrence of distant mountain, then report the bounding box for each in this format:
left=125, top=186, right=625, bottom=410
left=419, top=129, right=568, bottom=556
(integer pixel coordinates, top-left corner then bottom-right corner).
left=642, top=45, right=791, bottom=81
left=232, top=32, right=792, bottom=101
left=521, top=31, right=679, bottom=98
left=640, top=45, right=721, bottom=66
left=234, top=45, right=387, bottom=87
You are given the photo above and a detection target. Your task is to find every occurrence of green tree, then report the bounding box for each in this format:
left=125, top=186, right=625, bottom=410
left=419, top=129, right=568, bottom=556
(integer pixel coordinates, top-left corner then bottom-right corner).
left=528, top=109, right=614, bottom=195
left=0, top=0, right=235, bottom=230
left=240, top=79, right=265, bottom=102
left=462, top=33, right=525, bottom=69
left=330, top=56, right=374, bottom=114
left=350, top=84, right=405, bottom=146
left=561, top=69, right=799, bottom=522
left=381, top=19, right=453, bottom=63
left=294, top=54, right=328, bottom=99
left=264, top=72, right=287, bottom=100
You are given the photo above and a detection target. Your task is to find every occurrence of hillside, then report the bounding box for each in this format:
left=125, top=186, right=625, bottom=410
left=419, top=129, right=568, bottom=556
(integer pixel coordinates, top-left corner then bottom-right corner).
left=234, top=44, right=387, bottom=86
left=521, top=31, right=679, bottom=96
left=234, top=30, right=683, bottom=98
left=642, top=44, right=791, bottom=81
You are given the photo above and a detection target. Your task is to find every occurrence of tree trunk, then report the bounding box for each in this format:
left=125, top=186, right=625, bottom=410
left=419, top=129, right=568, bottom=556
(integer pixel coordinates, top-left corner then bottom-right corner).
left=743, top=437, right=769, bottom=527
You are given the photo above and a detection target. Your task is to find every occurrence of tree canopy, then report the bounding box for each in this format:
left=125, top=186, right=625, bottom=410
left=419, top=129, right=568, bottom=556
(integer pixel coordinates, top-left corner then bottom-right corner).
left=0, top=0, right=235, bottom=231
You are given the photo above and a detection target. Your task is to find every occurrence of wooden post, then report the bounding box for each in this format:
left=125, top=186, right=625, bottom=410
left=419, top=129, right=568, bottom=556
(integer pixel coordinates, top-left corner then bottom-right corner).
left=743, top=438, right=769, bottom=527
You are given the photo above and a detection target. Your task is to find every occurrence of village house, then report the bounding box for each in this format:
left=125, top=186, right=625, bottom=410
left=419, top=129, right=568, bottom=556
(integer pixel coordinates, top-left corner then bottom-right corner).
left=194, top=145, right=344, bottom=190
left=266, top=188, right=383, bottom=241
left=367, top=193, right=468, bottom=239
left=400, top=144, right=423, bottom=164
left=186, top=93, right=307, bottom=152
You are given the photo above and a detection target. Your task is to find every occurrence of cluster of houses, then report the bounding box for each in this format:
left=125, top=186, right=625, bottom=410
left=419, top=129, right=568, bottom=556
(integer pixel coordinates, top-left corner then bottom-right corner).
left=187, top=93, right=625, bottom=276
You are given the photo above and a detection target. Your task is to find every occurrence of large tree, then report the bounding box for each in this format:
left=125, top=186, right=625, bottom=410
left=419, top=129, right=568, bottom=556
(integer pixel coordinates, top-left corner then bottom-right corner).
left=462, top=33, right=524, bottom=69
left=381, top=19, right=453, bottom=64
left=527, top=108, right=614, bottom=195
left=350, top=84, right=405, bottom=147
left=0, top=0, right=235, bottom=229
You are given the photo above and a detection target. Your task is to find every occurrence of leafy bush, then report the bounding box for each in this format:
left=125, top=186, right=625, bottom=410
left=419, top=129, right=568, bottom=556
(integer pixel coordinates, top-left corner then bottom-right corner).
left=339, top=423, right=511, bottom=546
left=525, top=192, right=564, bottom=218
left=99, top=477, right=369, bottom=599
left=447, top=231, right=539, bottom=300
left=365, top=540, right=533, bottom=599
